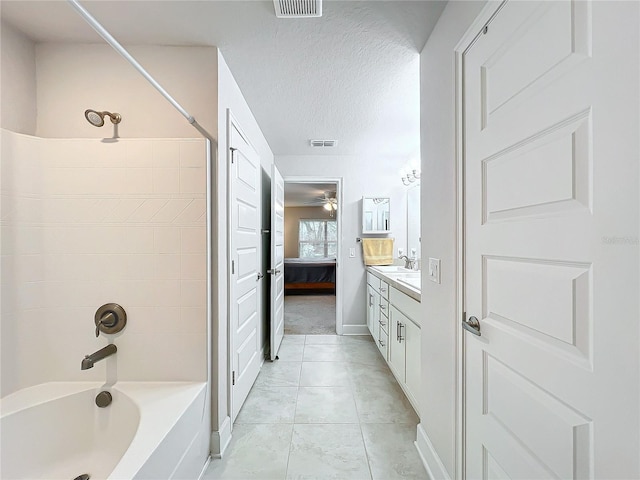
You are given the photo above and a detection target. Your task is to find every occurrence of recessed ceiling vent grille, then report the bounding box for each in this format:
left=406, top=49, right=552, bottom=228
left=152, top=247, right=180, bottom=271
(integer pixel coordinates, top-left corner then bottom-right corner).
left=310, top=139, right=336, bottom=147
left=274, top=0, right=322, bottom=18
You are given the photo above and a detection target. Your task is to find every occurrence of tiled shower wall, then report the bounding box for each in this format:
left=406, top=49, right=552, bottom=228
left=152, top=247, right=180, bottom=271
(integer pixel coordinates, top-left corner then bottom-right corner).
left=1, top=129, right=207, bottom=396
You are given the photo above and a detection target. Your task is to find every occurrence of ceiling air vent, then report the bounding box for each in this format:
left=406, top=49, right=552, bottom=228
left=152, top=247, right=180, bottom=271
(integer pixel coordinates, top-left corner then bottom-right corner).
left=310, top=139, right=336, bottom=147
left=274, top=0, right=322, bottom=18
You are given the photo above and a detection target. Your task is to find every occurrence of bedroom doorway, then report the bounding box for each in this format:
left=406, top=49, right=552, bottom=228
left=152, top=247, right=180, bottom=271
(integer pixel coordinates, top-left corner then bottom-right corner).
left=282, top=178, right=343, bottom=335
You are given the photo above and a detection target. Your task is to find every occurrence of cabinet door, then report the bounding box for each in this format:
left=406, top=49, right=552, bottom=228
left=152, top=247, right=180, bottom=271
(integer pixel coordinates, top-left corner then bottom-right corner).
left=367, top=286, right=380, bottom=344
left=366, top=285, right=375, bottom=336
left=388, top=306, right=406, bottom=383
left=404, top=319, right=421, bottom=410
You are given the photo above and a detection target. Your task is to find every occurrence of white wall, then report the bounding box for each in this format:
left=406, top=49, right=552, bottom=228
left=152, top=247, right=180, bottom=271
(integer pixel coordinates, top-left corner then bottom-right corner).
left=0, top=21, right=36, bottom=135
left=418, top=1, right=487, bottom=477
left=35, top=44, right=217, bottom=139
left=284, top=206, right=334, bottom=258
left=276, top=155, right=407, bottom=329
left=1, top=130, right=208, bottom=396
left=213, top=51, right=274, bottom=442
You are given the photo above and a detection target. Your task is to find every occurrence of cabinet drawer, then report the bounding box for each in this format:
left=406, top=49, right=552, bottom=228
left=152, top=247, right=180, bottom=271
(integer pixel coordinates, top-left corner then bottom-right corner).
left=378, top=310, right=389, bottom=333
left=367, top=272, right=380, bottom=290
left=377, top=327, right=388, bottom=360
left=389, top=286, right=421, bottom=323
left=379, top=281, right=390, bottom=299
left=379, top=299, right=389, bottom=319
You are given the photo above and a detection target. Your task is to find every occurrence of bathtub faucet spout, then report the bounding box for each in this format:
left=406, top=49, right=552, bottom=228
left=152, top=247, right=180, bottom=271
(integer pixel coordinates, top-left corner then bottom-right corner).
left=81, top=344, right=117, bottom=370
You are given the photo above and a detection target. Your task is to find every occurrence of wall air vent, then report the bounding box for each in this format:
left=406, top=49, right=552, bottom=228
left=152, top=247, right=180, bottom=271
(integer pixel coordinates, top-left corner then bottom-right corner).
left=274, top=0, right=322, bottom=18
left=310, top=139, right=336, bottom=147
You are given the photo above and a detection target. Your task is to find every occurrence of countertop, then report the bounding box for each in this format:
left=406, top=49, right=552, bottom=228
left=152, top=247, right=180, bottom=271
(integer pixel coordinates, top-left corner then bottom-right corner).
left=367, top=266, right=421, bottom=302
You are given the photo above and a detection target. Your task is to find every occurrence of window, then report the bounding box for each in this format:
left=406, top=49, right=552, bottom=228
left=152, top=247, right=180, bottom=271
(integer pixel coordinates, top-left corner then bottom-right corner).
left=299, top=219, right=337, bottom=258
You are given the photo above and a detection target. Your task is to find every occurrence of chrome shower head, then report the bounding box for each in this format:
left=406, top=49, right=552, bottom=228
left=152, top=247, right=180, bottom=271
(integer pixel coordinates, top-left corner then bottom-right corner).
left=84, top=109, right=122, bottom=127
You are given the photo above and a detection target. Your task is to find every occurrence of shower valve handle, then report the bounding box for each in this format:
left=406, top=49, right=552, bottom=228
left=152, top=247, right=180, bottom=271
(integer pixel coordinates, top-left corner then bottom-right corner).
left=94, top=303, right=127, bottom=337
left=95, top=312, right=116, bottom=337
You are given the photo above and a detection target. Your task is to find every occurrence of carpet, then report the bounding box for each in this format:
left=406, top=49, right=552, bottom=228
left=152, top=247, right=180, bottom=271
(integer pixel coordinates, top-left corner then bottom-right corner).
left=284, top=295, right=336, bottom=335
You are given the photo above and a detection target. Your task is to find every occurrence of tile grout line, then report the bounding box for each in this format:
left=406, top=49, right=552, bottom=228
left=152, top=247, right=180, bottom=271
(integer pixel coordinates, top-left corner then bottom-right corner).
left=346, top=348, right=375, bottom=480
left=283, top=334, right=306, bottom=479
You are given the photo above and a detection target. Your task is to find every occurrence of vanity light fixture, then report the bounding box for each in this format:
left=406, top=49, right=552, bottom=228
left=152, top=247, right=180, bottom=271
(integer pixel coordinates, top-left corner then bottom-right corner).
left=401, top=169, right=421, bottom=186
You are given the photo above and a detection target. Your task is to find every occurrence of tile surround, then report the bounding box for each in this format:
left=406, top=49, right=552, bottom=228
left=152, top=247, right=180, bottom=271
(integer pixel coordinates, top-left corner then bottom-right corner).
left=1, top=131, right=208, bottom=395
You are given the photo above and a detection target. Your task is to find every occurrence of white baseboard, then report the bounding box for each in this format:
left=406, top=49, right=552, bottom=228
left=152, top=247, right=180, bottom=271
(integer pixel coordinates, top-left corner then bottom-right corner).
left=210, top=416, right=232, bottom=458
left=415, top=423, right=451, bottom=480
left=341, top=324, right=370, bottom=335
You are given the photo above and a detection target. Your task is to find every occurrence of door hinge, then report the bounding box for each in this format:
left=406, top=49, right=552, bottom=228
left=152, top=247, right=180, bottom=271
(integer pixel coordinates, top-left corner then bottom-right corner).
left=232, top=371, right=236, bottom=385
left=231, top=260, right=235, bottom=274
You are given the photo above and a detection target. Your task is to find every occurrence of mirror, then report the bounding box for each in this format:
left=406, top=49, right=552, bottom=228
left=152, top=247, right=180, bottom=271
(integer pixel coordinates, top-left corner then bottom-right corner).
left=406, top=184, right=420, bottom=260
left=362, top=197, right=391, bottom=233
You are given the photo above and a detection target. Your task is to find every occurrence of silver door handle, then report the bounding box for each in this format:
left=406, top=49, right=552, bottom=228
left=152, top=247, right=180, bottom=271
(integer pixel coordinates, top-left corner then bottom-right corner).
left=266, top=269, right=281, bottom=275
left=462, top=316, right=481, bottom=336
left=398, top=322, right=404, bottom=343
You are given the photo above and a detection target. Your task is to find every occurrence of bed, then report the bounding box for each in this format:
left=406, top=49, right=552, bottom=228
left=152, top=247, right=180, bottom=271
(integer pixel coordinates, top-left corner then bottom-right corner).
left=284, top=257, right=336, bottom=294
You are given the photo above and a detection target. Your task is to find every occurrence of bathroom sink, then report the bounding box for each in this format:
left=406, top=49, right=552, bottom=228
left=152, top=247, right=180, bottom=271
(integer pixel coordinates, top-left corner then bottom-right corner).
left=371, top=266, right=414, bottom=273
left=395, top=272, right=420, bottom=279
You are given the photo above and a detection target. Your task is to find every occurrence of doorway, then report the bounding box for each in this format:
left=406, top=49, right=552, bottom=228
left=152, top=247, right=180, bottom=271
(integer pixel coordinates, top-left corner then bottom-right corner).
left=282, top=178, right=343, bottom=335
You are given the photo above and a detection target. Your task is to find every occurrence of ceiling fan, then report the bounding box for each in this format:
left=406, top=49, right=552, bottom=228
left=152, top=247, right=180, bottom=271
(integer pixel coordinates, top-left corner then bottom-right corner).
left=305, top=190, right=338, bottom=216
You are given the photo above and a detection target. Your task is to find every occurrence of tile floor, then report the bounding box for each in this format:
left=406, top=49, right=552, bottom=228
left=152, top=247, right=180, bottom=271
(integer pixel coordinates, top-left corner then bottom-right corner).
left=203, top=334, right=427, bottom=480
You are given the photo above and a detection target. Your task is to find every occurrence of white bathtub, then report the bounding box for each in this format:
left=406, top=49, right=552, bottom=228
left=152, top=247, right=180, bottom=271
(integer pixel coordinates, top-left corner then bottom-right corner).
left=0, top=382, right=209, bottom=480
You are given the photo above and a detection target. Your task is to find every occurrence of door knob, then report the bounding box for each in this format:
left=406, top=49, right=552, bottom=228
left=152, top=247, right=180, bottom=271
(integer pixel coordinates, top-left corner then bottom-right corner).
left=257, top=272, right=264, bottom=280
left=266, top=269, right=281, bottom=275
left=462, top=316, right=481, bottom=336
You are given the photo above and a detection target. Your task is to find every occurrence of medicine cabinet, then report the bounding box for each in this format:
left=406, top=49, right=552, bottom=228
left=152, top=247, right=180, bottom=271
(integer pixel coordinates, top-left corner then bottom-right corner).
left=362, top=197, right=391, bottom=234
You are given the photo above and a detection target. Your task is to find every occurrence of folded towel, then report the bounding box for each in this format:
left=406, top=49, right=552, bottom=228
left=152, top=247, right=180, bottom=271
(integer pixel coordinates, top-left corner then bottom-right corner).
left=362, top=238, right=394, bottom=265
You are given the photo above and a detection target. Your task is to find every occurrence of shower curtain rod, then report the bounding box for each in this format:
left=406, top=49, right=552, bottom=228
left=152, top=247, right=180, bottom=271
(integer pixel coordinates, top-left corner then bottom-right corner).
left=67, top=0, right=214, bottom=142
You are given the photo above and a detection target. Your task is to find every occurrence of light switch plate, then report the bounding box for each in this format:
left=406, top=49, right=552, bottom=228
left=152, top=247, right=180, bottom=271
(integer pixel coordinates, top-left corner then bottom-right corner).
left=349, top=247, right=355, bottom=258
left=428, top=258, right=441, bottom=284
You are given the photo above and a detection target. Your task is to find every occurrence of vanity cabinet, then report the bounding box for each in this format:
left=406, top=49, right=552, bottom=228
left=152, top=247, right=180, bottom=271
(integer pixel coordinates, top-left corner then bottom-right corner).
left=366, top=273, right=389, bottom=359
left=366, top=270, right=421, bottom=413
left=389, top=305, right=420, bottom=409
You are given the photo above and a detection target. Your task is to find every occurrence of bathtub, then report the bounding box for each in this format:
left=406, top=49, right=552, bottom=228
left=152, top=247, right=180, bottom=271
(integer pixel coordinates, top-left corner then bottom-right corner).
left=0, top=382, right=209, bottom=480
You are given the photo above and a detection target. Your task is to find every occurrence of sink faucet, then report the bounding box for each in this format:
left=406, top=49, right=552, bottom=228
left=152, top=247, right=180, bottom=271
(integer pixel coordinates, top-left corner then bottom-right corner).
left=81, top=344, right=117, bottom=370
left=399, top=255, right=416, bottom=270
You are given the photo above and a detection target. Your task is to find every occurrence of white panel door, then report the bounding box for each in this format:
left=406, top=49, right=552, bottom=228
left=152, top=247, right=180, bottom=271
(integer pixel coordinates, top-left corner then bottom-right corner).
left=269, top=164, right=285, bottom=361
left=463, top=1, right=639, bottom=478
left=229, top=123, right=262, bottom=422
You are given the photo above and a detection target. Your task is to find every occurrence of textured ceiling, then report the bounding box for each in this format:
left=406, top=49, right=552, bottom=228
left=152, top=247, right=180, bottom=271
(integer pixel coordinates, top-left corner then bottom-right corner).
left=1, top=0, right=446, bottom=157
